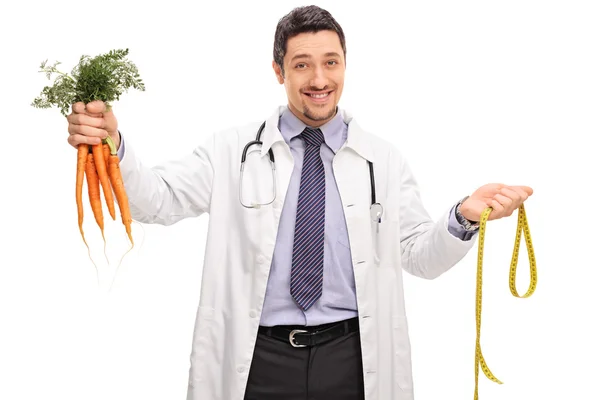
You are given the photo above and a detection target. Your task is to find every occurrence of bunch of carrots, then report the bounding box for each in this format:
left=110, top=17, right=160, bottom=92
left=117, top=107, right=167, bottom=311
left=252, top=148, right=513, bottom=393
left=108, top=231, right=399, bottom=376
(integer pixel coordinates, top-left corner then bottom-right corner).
left=76, top=135, right=133, bottom=252
left=31, top=48, right=144, bottom=288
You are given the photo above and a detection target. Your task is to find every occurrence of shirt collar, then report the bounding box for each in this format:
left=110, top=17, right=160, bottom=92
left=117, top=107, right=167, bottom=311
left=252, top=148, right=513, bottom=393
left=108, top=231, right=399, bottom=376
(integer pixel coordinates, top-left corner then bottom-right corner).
left=260, top=106, right=374, bottom=162
left=278, top=106, right=347, bottom=152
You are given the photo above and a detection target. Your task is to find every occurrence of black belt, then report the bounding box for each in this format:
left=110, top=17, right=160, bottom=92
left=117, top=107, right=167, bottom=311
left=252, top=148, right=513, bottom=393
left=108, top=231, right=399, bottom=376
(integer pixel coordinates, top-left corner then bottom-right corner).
left=258, top=317, right=359, bottom=348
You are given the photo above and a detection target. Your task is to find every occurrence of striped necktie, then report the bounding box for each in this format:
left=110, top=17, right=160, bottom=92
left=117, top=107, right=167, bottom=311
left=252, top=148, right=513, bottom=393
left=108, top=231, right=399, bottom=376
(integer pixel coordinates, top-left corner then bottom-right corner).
left=290, top=126, right=326, bottom=311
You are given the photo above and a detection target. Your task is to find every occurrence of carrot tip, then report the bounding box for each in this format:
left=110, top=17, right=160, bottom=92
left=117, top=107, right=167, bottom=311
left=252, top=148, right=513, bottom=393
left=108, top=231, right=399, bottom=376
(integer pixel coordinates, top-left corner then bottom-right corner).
left=107, top=243, right=134, bottom=293
left=80, top=228, right=100, bottom=288
left=102, top=230, right=110, bottom=266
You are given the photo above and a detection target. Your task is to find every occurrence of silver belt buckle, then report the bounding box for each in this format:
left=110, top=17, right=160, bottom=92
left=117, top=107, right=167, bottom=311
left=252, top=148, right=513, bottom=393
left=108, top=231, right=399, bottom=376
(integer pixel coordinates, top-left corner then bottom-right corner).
left=289, top=329, right=308, bottom=347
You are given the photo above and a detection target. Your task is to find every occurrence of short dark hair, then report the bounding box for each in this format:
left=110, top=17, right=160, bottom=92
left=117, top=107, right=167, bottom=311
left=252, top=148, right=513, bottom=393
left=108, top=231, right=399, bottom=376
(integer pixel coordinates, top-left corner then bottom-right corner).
left=273, top=5, right=346, bottom=76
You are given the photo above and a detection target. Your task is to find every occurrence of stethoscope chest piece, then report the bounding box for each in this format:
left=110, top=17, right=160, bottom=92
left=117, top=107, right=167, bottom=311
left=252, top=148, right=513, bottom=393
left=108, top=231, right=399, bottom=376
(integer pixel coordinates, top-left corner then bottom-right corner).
left=370, top=202, right=383, bottom=223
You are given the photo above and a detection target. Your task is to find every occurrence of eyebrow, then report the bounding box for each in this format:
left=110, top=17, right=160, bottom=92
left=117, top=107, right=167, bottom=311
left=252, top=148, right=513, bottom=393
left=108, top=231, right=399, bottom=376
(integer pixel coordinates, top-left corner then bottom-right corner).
left=290, top=52, right=342, bottom=62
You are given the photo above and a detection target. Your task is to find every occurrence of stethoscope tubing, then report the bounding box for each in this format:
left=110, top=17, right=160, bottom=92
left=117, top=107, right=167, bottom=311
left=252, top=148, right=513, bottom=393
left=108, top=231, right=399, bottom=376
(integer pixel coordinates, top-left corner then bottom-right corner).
left=241, top=121, right=381, bottom=221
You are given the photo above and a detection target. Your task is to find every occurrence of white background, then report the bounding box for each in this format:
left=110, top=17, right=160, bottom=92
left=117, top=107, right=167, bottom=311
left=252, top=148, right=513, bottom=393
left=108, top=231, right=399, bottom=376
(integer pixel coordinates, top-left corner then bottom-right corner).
left=1, top=0, right=598, bottom=399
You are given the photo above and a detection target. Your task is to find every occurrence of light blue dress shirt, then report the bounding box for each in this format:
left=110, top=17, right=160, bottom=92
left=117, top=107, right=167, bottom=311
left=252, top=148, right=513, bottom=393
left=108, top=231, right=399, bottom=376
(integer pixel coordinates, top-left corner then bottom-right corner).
left=116, top=108, right=477, bottom=328
left=257, top=108, right=477, bottom=327
left=259, top=108, right=358, bottom=327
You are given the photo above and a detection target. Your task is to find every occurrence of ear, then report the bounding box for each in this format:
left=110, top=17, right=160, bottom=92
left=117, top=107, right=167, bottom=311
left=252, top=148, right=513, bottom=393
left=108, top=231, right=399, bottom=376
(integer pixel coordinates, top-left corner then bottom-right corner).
left=272, top=60, right=284, bottom=84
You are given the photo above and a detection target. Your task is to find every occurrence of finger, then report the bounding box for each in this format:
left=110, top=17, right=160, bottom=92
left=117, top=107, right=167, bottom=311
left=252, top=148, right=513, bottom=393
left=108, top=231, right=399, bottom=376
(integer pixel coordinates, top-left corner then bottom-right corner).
left=72, top=101, right=103, bottom=118
left=490, top=199, right=505, bottom=214
left=85, top=100, right=106, bottom=115
left=495, top=193, right=521, bottom=216
left=490, top=183, right=507, bottom=191
left=505, top=186, right=530, bottom=205
left=493, top=193, right=513, bottom=210
left=500, top=187, right=522, bottom=202
left=506, top=186, right=528, bottom=198
left=67, top=113, right=106, bottom=129
left=515, top=185, right=533, bottom=196
left=68, top=123, right=109, bottom=139
left=72, top=102, right=86, bottom=114
left=68, top=134, right=102, bottom=147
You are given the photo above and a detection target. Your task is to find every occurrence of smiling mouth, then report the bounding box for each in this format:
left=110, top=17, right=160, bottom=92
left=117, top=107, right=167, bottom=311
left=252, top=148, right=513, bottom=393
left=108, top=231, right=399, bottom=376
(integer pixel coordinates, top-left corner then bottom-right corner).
left=303, top=91, right=333, bottom=102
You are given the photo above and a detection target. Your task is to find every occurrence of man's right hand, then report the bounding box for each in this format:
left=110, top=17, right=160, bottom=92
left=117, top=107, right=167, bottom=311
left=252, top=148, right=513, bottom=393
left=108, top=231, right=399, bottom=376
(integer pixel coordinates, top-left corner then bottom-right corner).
left=66, top=100, right=120, bottom=150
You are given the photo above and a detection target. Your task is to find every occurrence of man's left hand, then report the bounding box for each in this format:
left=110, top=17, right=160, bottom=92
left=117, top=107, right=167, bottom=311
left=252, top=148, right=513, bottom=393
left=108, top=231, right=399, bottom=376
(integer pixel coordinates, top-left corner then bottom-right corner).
left=459, top=183, right=534, bottom=222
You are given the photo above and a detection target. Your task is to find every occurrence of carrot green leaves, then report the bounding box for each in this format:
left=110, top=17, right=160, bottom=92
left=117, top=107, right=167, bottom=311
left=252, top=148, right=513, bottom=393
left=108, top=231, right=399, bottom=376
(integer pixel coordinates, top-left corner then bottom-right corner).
left=32, top=48, right=145, bottom=116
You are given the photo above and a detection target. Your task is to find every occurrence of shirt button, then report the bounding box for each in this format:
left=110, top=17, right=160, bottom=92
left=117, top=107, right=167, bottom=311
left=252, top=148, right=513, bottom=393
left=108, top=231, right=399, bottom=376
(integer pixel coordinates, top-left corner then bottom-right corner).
left=257, top=255, right=265, bottom=264
left=249, top=310, right=257, bottom=318
left=237, top=366, right=245, bottom=373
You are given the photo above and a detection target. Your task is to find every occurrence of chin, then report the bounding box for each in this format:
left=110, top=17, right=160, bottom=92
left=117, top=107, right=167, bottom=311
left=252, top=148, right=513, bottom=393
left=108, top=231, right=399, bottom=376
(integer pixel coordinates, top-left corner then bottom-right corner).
left=302, top=103, right=337, bottom=122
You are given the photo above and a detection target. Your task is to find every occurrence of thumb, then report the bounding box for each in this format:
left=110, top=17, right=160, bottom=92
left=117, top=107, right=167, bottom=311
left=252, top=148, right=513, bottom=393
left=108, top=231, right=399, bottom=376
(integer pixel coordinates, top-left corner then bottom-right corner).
left=85, top=100, right=107, bottom=115
left=103, top=103, right=119, bottom=134
left=86, top=100, right=118, bottom=129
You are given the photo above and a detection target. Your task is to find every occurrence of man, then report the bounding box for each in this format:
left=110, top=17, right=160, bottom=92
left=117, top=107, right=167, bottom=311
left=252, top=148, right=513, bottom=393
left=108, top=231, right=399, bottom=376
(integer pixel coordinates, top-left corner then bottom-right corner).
left=66, top=5, right=533, bottom=400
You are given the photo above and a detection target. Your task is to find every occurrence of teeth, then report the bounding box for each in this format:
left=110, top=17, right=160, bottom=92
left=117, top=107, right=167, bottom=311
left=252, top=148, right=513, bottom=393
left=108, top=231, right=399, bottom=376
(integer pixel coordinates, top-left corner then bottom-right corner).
left=310, top=93, right=328, bottom=98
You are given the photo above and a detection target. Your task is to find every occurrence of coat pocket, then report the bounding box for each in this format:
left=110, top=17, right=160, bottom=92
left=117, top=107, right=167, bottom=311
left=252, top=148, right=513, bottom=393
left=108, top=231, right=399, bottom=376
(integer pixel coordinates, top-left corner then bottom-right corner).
left=392, top=315, right=414, bottom=391
left=373, top=219, right=400, bottom=267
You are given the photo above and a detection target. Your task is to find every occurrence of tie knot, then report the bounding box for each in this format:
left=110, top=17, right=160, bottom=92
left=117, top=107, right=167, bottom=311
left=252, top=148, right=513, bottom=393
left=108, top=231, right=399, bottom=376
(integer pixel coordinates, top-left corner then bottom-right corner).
left=301, top=127, right=325, bottom=147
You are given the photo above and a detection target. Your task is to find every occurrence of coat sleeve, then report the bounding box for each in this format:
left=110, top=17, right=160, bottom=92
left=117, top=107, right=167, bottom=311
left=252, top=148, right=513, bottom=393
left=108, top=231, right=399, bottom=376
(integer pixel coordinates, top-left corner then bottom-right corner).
left=117, top=132, right=216, bottom=226
left=396, top=153, right=478, bottom=279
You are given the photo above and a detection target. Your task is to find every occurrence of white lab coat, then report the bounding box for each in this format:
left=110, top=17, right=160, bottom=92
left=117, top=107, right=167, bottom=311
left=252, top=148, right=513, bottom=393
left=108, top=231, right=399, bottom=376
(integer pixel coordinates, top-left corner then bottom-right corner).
left=118, top=106, right=478, bottom=400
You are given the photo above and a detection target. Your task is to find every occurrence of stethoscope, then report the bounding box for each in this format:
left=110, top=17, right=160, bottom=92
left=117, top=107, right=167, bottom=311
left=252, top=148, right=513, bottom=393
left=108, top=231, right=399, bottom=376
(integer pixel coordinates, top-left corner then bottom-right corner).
left=239, top=121, right=384, bottom=225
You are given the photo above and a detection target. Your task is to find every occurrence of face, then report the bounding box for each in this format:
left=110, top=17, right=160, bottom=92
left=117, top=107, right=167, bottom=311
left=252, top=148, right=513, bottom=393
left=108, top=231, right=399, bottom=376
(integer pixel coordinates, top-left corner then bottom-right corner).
left=273, top=30, right=345, bottom=127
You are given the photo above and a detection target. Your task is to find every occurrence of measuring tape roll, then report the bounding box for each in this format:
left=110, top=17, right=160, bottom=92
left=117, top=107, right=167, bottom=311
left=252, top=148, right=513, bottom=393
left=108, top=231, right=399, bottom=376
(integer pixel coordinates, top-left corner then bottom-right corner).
left=474, top=204, right=537, bottom=400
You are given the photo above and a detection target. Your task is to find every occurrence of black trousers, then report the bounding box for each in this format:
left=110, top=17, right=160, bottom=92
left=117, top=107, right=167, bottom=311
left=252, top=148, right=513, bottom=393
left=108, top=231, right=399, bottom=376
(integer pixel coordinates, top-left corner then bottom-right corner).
left=243, top=321, right=365, bottom=400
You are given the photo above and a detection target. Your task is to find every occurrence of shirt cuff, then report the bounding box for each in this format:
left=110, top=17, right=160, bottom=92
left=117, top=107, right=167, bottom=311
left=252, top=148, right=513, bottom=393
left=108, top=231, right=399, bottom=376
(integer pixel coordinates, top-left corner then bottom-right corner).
left=448, top=203, right=479, bottom=241
left=116, top=130, right=125, bottom=161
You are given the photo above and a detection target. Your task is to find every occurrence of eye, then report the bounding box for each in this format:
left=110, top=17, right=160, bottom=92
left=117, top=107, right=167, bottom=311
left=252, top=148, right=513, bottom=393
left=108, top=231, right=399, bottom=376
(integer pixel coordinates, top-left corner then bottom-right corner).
left=295, top=63, right=307, bottom=69
left=327, top=60, right=338, bottom=66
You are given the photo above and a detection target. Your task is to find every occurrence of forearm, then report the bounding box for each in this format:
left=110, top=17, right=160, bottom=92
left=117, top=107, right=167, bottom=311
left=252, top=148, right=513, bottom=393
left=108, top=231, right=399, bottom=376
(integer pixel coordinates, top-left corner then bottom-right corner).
left=400, top=203, right=477, bottom=279
left=397, top=158, right=477, bottom=279
left=118, top=134, right=214, bottom=225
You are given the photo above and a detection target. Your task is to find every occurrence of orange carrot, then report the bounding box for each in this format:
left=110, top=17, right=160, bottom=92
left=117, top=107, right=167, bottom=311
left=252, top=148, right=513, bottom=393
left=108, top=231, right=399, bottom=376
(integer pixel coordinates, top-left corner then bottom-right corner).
left=76, top=144, right=89, bottom=244
left=77, top=143, right=100, bottom=285
left=107, top=154, right=133, bottom=247
left=104, top=135, right=134, bottom=292
left=85, top=153, right=105, bottom=236
left=102, top=142, right=109, bottom=165
left=91, top=143, right=116, bottom=220
left=86, top=152, right=110, bottom=266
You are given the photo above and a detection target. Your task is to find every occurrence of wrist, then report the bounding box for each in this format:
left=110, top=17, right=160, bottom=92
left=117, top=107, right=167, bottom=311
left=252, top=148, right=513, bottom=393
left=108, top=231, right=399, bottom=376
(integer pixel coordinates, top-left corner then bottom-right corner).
left=456, top=196, right=480, bottom=230
left=458, top=196, right=480, bottom=223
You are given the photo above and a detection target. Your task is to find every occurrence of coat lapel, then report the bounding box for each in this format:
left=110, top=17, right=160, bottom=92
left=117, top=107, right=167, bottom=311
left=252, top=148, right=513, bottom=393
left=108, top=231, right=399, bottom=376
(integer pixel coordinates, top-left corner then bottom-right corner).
left=256, top=106, right=375, bottom=270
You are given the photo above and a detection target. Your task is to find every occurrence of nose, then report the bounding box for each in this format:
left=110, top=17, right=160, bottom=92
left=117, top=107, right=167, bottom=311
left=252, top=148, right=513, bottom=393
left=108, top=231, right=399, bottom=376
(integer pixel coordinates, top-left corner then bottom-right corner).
left=309, top=65, right=328, bottom=89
